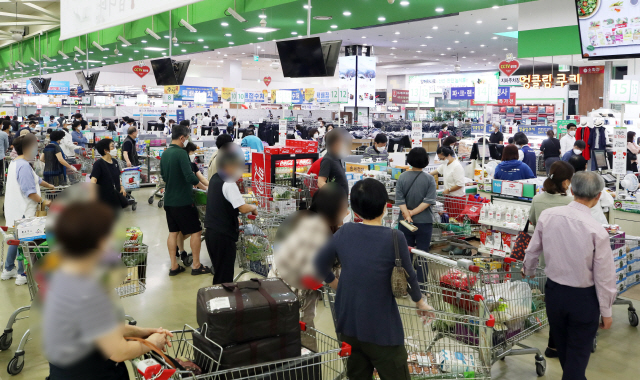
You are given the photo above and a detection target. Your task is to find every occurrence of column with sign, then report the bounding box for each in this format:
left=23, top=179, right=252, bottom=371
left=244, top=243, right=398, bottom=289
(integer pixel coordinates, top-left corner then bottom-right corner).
left=278, top=119, right=288, bottom=146
left=411, top=121, right=423, bottom=148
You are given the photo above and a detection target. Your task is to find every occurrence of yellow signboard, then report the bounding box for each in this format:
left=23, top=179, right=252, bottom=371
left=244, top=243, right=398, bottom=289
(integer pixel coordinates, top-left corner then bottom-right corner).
left=271, top=89, right=277, bottom=103
left=164, top=85, right=179, bottom=95
left=304, top=88, right=315, bottom=103
left=221, top=87, right=235, bottom=102
left=345, top=163, right=369, bottom=174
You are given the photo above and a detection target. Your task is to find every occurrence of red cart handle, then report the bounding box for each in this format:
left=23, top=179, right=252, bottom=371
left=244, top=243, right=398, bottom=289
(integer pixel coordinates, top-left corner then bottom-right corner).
left=247, top=214, right=257, bottom=220
left=339, top=342, right=352, bottom=357
left=503, top=257, right=517, bottom=264
left=0, top=226, right=8, bottom=231
left=473, top=294, right=485, bottom=302
left=301, top=276, right=323, bottom=291
left=486, top=315, right=495, bottom=328
left=7, top=240, right=20, bottom=246
left=299, top=321, right=307, bottom=331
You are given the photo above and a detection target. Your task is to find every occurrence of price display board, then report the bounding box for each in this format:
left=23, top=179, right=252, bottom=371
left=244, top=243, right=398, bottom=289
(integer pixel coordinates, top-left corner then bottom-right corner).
left=411, top=121, right=422, bottom=148
left=331, top=88, right=348, bottom=104
left=276, top=90, right=292, bottom=104
left=473, top=83, right=499, bottom=104
left=409, top=86, right=430, bottom=104
left=610, top=80, right=639, bottom=104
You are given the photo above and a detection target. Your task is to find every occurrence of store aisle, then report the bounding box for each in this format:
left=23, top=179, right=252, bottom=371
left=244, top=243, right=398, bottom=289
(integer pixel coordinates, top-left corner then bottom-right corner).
left=0, top=187, right=638, bottom=379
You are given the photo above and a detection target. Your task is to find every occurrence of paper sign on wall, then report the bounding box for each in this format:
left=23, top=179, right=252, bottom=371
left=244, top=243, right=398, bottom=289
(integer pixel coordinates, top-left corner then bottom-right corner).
left=411, top=121, right=423, bottom=148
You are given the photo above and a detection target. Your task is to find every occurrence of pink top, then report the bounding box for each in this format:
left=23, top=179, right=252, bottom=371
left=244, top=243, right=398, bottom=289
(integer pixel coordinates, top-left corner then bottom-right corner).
left=628, top=142, right=640, bottom=155
left=523, top=201, right=617, bottom=317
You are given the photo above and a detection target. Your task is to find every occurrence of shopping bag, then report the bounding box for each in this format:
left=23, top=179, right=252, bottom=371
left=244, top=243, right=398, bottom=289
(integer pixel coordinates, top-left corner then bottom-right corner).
left=510, top=220, right=531, bottom=261
left=36, top=202, right=47, bottom=217
left=34, top=159, right=44, bottom=177
left=458, top=204, right=482, bottom=224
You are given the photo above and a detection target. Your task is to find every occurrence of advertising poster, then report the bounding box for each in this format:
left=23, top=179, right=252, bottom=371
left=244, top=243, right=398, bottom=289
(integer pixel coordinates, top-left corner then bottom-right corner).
left=221, top=87, right=235, bottom=102
left=411, top=121, right=423, bottom=148
left=304, top=88, right=315, bottom=103
left=174, top=86, right=218, bottom=103
left=357, top=56, right=376, bottom=108
left=612, top=126, right=627, bottom=175
left=26, top=80, right=70, bottom=95
left=576, top=0, right=640, bottom=58
left=409, top=72, right=499, bottom=95
left=339, top=56, right=357, bottom=107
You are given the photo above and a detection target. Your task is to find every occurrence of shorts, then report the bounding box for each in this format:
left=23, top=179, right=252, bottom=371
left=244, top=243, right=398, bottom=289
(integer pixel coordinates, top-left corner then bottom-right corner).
left=164, top=204, right=202, bottom=235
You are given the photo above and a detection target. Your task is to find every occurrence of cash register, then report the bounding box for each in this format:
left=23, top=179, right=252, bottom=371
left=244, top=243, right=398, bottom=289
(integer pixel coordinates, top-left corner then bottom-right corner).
left=593, top=150, right=617, bottom=186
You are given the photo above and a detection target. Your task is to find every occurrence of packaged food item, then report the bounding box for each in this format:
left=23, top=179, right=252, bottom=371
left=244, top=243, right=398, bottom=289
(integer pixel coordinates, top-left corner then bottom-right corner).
left=437, top=350, right=477, bottom=374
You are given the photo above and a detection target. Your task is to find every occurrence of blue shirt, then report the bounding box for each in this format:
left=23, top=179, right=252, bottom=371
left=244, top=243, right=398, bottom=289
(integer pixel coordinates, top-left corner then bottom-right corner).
left=561, top=151, right=579, bottom=162
left=240, top=135, right=264, bottom=152
left=0, top=130, right=9, bottom=157
left=494, top=159, right=535, bottom=181
left=71, top=130, right=88, bottom=148
left=15, top=158, right=42, bottom=197
left=315, top=223, right=421, bottom=346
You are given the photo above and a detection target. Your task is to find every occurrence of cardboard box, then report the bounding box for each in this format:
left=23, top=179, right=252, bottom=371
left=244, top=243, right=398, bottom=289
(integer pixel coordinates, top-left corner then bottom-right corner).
left=17, top=217, right=47, bottom=241
left=264, top=146, right=281, bottom=155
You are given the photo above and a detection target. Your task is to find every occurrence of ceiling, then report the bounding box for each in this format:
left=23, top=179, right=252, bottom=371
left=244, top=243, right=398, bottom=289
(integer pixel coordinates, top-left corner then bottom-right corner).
left=0, top=0, right=59, bottom=47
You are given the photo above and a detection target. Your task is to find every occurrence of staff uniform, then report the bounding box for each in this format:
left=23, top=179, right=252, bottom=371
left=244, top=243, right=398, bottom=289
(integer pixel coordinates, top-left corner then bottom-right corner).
left=523, top=202, right=616, bottom=380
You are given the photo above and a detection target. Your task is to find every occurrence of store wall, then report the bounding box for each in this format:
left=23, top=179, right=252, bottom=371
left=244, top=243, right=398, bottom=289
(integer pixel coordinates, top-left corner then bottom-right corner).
left=578, top=73, right=604, bottom=115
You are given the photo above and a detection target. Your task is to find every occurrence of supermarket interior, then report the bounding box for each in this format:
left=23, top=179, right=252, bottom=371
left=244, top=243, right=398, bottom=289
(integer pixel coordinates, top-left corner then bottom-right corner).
left=1, top=0, right=640, bottom=379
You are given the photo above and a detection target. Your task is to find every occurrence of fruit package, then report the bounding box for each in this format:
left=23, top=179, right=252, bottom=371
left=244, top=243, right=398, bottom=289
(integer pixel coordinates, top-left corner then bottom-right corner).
left=125, top=227, right=143, bottom=244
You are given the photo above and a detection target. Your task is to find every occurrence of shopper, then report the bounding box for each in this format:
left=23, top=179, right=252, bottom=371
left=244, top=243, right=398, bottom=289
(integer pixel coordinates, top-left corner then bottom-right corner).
left=43, top=201, right=172, bottom=380
left=437, top=124, right=450, bottom=144
left=540, top=129, right=561, bottom=176
left=567, top=155, right=614, bottom=225
left=227, top=116, right=236, bottom=128
left=89, top=138, right=127, bottom=211
left=560, top=123, right=577, bottom=157
left=561, top=140, right=586, bottom=162
left=318, top=121, right=326, bottom=137
left=627, top=131, right=639, bottom=172
left=240, top=127, right=264, bottom=152
left=0, top=120, right=9, bottom=181
left=71, top=121, right=88, bottom=148
left=1, top=134, right=55, bottom=285
left=205, top=145, right=257, bottom=284
left=523, top=171, right=616, bottom=380
left=530, top=161, right=575, bottom=225
left=396, top=147, right=437, bottom=280
left=363, top=133, right=389, bottom=162
left=121, top=126, right=140, bottom=168
left=42, top=130, right=77, bottom=186
left=514, top=132, right=537, bottom=175
left=318, top=129, right=349, bottom=195
left=121, top=118, right=135, bottom=135
left=57, top=113, right=65, bottom=128
left=59, top=122, right=78, bottom=164
left=429, top=146, right=465, bottom=196
left=160, top=122, right=210, bottom=276
left=207, top=134, right=233, bottom=180
left=185, top=142, right=208, bottom=189
left=489, top=123, right=504, bottom=144
left=47, top=115, right=59, bottom=129
left=494, top=144, right=535, bottom=181
left=314, top=178, right=434, bottom=380
left=74, top=113, right=88, bottom=130
left=295, top=124, right=304, bottom=140
left=201, top=113, right=213, bottom=136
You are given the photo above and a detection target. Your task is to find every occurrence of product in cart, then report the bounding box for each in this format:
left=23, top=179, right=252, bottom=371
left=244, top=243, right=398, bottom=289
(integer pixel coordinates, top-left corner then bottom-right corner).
left=196, top=278, right=300, bottom=347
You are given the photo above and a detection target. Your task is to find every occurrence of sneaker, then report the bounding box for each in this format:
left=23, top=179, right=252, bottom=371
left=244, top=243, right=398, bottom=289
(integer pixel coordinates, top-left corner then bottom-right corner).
left=15, top=274, right=27, bottom=286
left=1, top=268, right=17, bottom=280
left=169, top=266, right=186, bottom=276
left=191, top=265, right=211, bottom=276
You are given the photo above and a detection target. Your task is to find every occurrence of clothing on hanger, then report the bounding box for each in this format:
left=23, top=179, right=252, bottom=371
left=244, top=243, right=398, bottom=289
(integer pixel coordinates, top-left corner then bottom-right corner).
left=576, top=126, right=591, bottom=161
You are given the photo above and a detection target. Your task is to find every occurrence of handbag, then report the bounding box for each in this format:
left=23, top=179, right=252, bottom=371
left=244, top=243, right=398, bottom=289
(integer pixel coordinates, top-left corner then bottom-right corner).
left=510, top=220, right=531, bottom=261
left=390, top=229, right=410, bottom=298
left=101, top=159, right=129, bottom=208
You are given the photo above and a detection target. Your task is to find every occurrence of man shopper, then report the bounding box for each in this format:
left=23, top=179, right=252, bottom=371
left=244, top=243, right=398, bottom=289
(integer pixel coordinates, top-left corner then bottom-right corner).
left=205, top=145, right=257, bottom=284
left=201, top=112, right=213, bottom=136
left=57, top=113, right=65, bottom=127
left=560, top=123, right=577, bottom=157
left=318, top=129, right=349, bottom=195
left=562, top=140, right=586, bottom=162
left=523, top=171, right=616, bottom=380
left=240, top=127, right=264, bottom=152
left=122, top=127, right=140, bottom=167
left=362, top=133, right=389, bottom=162
left=75, top=113, right=88, bottom=130
left=159, top=122, right=210, bottom=276
left=489, top=123, right=503, bottom=144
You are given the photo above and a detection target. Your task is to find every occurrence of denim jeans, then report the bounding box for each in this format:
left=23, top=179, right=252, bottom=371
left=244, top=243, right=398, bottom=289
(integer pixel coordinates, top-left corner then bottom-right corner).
left=399, top=222, right=433, bottom=284
left=4, top=245, right=24, bottom=275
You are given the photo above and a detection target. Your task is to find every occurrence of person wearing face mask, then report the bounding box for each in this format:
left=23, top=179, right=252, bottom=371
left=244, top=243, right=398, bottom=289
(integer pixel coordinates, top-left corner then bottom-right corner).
left=205, top=145, right=258, bottom=284
left=41, top=130, right=78, bottom=186
left=560, top=123, right=577, bottom=157
left=429, top=146, right=465, bottom=197
left=240, top=127, right=264, bottom=152
left=160, top=121, right=210, bottom=277
left=318, top=128, right=349, bottom=196
left=1, top=134, right=55, bottom=285
left=437, top=124, right=450, bottom=145
left=90, top=138, right=128, bottom=212
left=184, top=142, right=209, bottom=189
left=121, top=126, right=140, bottom=168
left=71, top=121, right=88, bottom=148
left=489, top=123, right=503, bottom=144
left=561, top=140, right=586, bottom=162
left=363, top=133, right=390, bottom=162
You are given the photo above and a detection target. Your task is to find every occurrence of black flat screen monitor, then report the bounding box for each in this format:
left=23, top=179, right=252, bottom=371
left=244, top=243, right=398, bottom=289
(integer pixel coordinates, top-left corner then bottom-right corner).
left=321, top=40, right=342, bottom=77
left=593, top=149, right=608, bottom=169
left=151, top=58, right=190, bottom=85
left=75, top=71, right=99, bottom=91
left=276, top=37, right=327, bottom=78
left=29, top=77, right=51, bottom=93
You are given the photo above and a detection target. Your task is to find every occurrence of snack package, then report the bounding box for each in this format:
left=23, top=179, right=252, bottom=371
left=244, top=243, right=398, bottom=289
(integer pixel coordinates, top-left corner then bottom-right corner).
left=438, top=350, right=477, bottom=374
left=125, top=227, right=143, bottom=243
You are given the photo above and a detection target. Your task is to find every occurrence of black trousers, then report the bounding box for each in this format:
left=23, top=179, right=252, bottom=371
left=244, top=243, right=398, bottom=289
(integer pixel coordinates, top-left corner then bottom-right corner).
left=201, top=126, right=213, bottom=136
left=546, top=279, right=600, bottom=380
left=340, top=334, right=410, bottom=380
left=204, top=229, right=237, bottom=285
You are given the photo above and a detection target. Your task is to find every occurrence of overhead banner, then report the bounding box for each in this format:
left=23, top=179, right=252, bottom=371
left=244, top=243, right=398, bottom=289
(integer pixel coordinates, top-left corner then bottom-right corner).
left=518, top=125, right=553, bottom=137
left=357, top=56, right=376, bottom=108
left=451, top=87, right=510, bottom=100
left=408, top=72, right=499, bottom=95
left=221, top=87, right=235, bottom=102
left=60, top=0, right=201, bottom=40
left=26, top=80, right=70, bottom=95
left=244, top=90, right=265, bottom=103
left=391, top=90, right=409, bottom=104
left=167, top=86, right=218, bottom=102
left=339, top=56, right=357, bottom=107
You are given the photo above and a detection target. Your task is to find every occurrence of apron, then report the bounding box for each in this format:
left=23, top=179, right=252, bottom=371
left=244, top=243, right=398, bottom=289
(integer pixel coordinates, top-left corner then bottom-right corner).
left=5, top=159, right=41, bottom=227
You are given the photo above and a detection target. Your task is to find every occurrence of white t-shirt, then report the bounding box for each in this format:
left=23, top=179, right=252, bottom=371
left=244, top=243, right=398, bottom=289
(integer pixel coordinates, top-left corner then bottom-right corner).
left=222, top=182, right=245, bottom=209
left=437, top=159, right=466, bottom=197
left=201, top=117, right=212, bottom=127
left=560, top=134, right=576, bottom=157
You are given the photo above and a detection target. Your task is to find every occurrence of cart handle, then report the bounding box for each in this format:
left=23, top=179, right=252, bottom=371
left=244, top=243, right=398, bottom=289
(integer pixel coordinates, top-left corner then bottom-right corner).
left=339, top=342, right=352, bottom=357
left=503, top=257, right=517, bottom=264
left=7, top=239, right=20, bottom=246
left=247, top=214, right=257, bottom=220
left=0, top=226, right=8, bottom=231
left=301, top=276, right=323, bottom=291
left=486, top=315, right=495, bottom=328
left=409, top=247, right=481, bottom=273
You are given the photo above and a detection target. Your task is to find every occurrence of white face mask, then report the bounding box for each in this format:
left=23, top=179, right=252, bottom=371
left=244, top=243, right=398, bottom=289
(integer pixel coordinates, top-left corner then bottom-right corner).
left=313, top=133, right=319, bottom=138
left=189, top=154, right=196, bottom=162
left=568, top=131, right=576, bottom=137
left=573, top=149, right=582, bottom=155
left=183, top=138, right=189, bottom=148
left=109, top=148, right=117, bottom=156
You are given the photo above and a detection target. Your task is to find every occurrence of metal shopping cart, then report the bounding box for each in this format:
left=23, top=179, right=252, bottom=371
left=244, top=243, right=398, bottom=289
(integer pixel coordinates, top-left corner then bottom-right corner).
left=130, top=323, right=350, bottom=380
left=411, top=249, right=548, bottom=376
left=77, top=148, right=95, bottom=174
left=296, top=173, right=318, bottom=209
left=115, top=243, right=148, bottom=299
left=235, top=214, right=280, bottom=281
left=148, top=176, right=166, bottom=208
left=431, top=194, right=490, bottom=256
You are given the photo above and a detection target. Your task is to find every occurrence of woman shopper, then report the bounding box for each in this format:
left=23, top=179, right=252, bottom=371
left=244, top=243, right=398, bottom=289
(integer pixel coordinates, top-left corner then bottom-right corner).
left=185, top=142, right=209, bottom=189
left=90, top=139, right=127, bottom=211
left=42, top=130, right=77, bottom=186
left=71, top=121, right=88, bottom=148
left=494, top=144, right=535, bottom=180
left=315, top=178, right=434, bottom=380
left=269, top=183, right=348, bottom=349
left=429, top=146, right=465, bottom=196
left=43, top=201, right=172, bottom=380
left=1, top=134, right=55, bottom=285
left=628, top=131, right=639, bottom=172
left=540, top=129, right=561, bottom=176
left=397, top=147, right=437, bottom=280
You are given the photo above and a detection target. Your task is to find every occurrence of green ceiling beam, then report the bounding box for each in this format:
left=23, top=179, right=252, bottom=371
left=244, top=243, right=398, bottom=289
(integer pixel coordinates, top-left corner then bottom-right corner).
left=517, top=25, right=580, bottom=58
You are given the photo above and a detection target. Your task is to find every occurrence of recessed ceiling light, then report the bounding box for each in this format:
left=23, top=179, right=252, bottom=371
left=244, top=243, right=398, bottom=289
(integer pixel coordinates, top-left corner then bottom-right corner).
left=482, top=58, right=486, bottom=61
left=416, top=50, right=422, bottom=52
left=327, top=30, right=332, bottom=33
left=395, top=31, right=400, bottom=34
left=134, top=50, right=139, bottom=53
left=470, top=51, right=475, bottom=53
left=492, top=5, right=499, bottom=9
left=507, top=26, right=513, bottom=30
left=261, top=49, right=265, bottom=51
left=492, top=54, right=496, bottom=56
left=144, top=47, right=166, bottom=51
left=144, top=55, right=148, bottom=58
left=492, top=36, right=498, bottom=39
left=198, top=39, right=204, bottom=42
left=462, top=56, right=466, bottom=58
left=432, top=26, right=438, bottom=29
left=225, top=33, right=232, bottom=37
left=391, top=47, right=396, bottom=49
left=103, top=56, right=107, bottom=59
left=121, top=44, right=126, bottom=47
left=343, top=11, right=351, bottom=16
left=331, top=25, right=338, bottom=29
left=242, top=53, right=246, bottom=54
left=435, top=7, right=444, bottom=12
left=475, top=63, right=478, bottom=64
left=378, top=17, right=386, bottom=21
left=257, top=37, right=264, bottom=40
left=420, top=44, right=427, bottom=46
left=128, top=58, right=133, bottom=61
left=503, top=48, right=508, bottom=50
left=362, top=36, right=366, bottom=39
left=303, top=4, right=310, bottom=9
left=297, top=20, right=304, bottom=24
left=164, top=35, right=170, bottom=39
left=292, top=32, right=298, bottom=35
left=229, top=42, right=234, bottom=44
left=203, top=46, right=208, bottom=48
left=440, top=53, right=445, bottom=56
left=174, top=43, right=179, bottom=46
left=162, top=52, right=166, bottom=55
left=400, top=1, right=410, bottom=6
left=221, top=22, right=229, bottom=26
left=480, top=44, right=485, bottom=47
left=435, top=59, right=439, bottom=61
left=454, top=41, right=460, bottom=44
left=392, top=40, right=397, bottom=43
left=477, top=20, right=482, bottom=23
left=224, top=54, right=227, bottom=56
left=426, top=36, right=432, bottom=39
left=447, top=47, right=451, bottom=50
left=141, top=40, right=147, bottom=43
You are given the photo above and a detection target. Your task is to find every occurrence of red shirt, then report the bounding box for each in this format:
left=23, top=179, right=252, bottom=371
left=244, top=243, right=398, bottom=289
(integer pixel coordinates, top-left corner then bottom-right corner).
left=308, top=158, right=322, bottom=177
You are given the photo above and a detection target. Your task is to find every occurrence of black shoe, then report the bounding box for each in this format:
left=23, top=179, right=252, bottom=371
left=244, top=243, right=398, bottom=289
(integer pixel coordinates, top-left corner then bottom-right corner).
left=169, top=266, right=186, bottom=276
left=191, top=265, right=211, bottom=275
left=545, top=347, right=558, bottom=358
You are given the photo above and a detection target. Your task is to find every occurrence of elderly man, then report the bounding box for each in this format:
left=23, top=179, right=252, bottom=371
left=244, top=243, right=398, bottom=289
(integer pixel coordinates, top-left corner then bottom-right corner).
left=523, top=171, right=616, bottom=380
left=489, top=123, right=503, bottom=144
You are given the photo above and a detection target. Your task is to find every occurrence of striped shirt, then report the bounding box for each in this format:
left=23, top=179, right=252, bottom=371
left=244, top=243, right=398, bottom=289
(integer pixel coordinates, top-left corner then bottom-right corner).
left=363, top=146, right=389, bottom=162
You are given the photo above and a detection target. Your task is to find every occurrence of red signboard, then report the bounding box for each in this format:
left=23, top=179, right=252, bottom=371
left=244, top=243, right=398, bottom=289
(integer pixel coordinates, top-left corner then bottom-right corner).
left=391, top=89, right=409, bottom=104
left=471, top=93, right=516, bottom=106
left=579, top=66, right=604, bottom=75
left=132, top=65, right=150, bottom=78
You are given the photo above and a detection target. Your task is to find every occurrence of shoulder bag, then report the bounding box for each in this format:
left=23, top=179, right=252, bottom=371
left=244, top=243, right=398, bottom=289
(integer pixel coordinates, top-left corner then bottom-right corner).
left=510, top=220, right=531, bottom=261
left=391, top=229, right=410, bottom=298
left=100, top=159, right=129, bottom=208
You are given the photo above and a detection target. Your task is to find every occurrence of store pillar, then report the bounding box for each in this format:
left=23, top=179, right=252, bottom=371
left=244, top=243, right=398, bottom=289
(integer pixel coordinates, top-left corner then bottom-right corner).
left=223, top=60, right=243, bottom=89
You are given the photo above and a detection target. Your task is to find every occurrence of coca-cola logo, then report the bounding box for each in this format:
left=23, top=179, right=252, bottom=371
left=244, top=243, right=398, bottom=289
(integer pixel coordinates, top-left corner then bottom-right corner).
left=255, top=166, right=265, bottom=196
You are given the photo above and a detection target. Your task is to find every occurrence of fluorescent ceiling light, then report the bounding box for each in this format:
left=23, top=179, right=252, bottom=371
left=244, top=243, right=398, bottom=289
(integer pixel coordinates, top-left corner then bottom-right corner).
left=145, top=28, right=161, bottom=40
left=30, top=57, right=39, bottom=64
left=378, top=17, right=385, bottom=21
left=74, top=46, right=86, bottom=55
left=221, top=22, right=229, bottom=26
left=225, top=33, right=232, bottom=37
left=400, top=1, right=410, bottom=6
left=141, top=40, right=147, bottom=43
left=425, top=36, right=432, bottom=39
left=92, top=41, right=106, bottom=51
left=198, top=39, right=204, bottom=42
left=58, top=51, right=69, bottom=59
left=476, top=20, right=482, bottom=23
left=432, top=26, right=438, bottom=29
left=245, top=26, right=279, bottom=33
left=180, top=19, right=197, bottom=33
left=118, top=36, right=132, bottom=46
left=227, top=7, right=247, bottom=22
left=435, top=7, right=444, bottom=12
left=331, top=25, right=338, bottom=29
left=492, top=5, right=499, bottom=9
left=42, top=55, right=53, bottom=62
left=343, top=11, right=351, bottom=16
left=297, top=20, right=304, bottom=24
left=144, top=47, right=167, bottom=51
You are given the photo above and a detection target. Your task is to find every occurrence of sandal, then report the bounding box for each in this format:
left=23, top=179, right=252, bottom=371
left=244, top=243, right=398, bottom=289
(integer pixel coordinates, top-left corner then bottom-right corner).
left=169, top=266, right=186, bottom=276
left=191, top=265, right=211, bottom=275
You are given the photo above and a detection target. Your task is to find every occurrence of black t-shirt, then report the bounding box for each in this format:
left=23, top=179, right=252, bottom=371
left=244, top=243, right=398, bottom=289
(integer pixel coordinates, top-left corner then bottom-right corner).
left=90, top=159, right=121, bottom=208
left=540, top=138, right=561, bottom=160
left=190, top=162, right=199, bottom=174
left=121, top=138, right=139, bottom=166
left=319, top=153, right=348, bottom=195
left=489, top=131, right=504, bottom=144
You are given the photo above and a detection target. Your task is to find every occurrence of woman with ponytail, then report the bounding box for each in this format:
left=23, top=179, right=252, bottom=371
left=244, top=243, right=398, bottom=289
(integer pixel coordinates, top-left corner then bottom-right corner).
left=529, top=161, right=575, bottom=225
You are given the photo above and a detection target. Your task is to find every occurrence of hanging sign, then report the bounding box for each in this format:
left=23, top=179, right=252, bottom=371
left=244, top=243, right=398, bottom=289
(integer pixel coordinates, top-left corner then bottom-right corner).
left=244, top=91, right=265, bottom=103
left=221, top=87, right=235, bottom=102
left=263, top=76, right=271, bottom=87
left=409, top=86, right=430, bottom=104
left=519, top=74, right=580, bottom=89
left=609, top=80, right=639, bottom=104
left=164, top=85, right=180, bottom=95
left=132, top=65, right=150, bottom=78
left=162, top=93, right=174, bottom=104
left=612, top=126, right=627, bottom=175
left=498, top=59, right=520, bottom=77
left=579, top=66, right=605, bottom=75
left=473, top=82, right=499, bottom=104
left=316, top=90, right=331, bottom=103
left=331, top=88, right=348, bottom=104
left=391, top=89, right=409, bottom=104
left=276, top=90, right=292, bottom=104
left=411, top=121, right=423, bottom=148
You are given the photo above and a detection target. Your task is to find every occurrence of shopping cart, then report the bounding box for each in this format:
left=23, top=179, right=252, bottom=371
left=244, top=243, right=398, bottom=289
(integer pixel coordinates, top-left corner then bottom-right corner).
left=242, top=181, right=302, bottom=219
left=67, top=164, right=85, bottom=185
left=194, top=188, right=206, bottom=244
left=411, top=249, right=548, bottom=376
left=235, top=214, right=279, bottom=280
left=431, top=194, right=489, bottom=256
left=115, top=243, right=148, bottom=298
left=2, top=155, right=12, bottom=195
left=130, top=323, right=350, bottom=380
left=41, top=185, right=69, bottom=202
left=77, top=148, right=95, bottom=173
left=148, top=176, right=166, bottom=208
left=295, top=173, right=318, bottom=209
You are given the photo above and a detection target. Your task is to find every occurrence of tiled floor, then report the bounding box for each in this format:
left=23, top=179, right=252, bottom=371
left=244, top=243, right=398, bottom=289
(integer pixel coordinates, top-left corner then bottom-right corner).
left=0, top=187, right=638, bottom=379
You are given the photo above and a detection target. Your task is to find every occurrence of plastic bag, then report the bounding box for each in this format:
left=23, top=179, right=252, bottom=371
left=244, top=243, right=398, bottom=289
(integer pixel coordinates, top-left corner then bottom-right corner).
left=34, top=159, right=44, bottom=177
